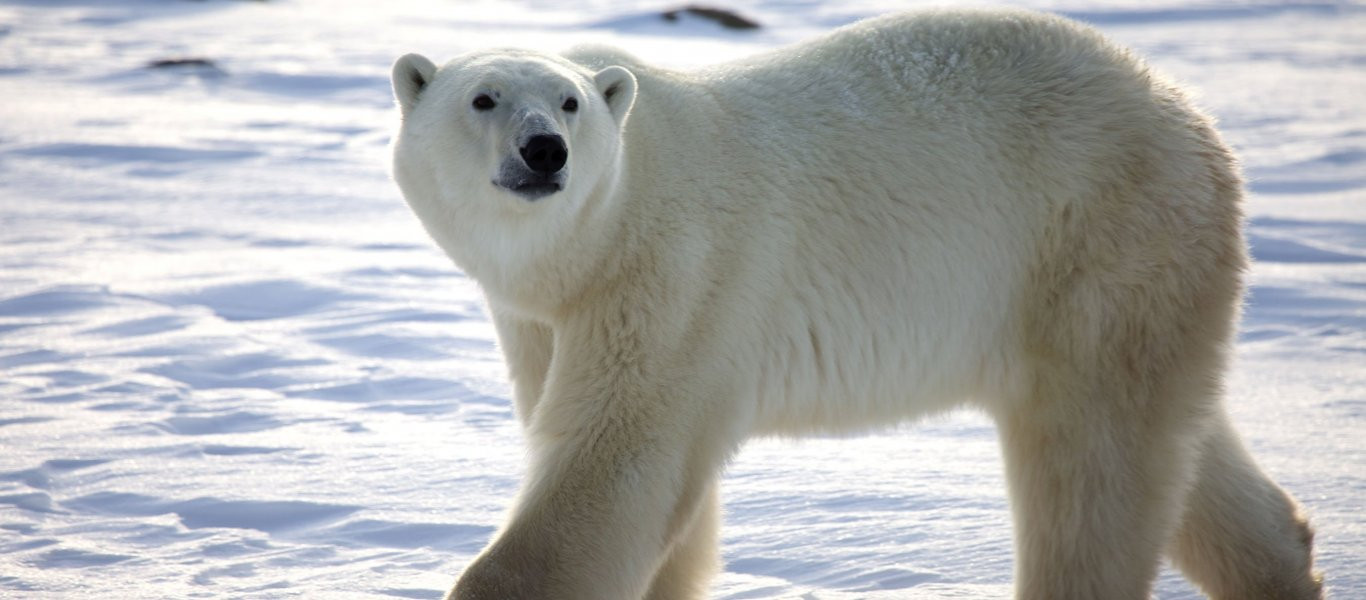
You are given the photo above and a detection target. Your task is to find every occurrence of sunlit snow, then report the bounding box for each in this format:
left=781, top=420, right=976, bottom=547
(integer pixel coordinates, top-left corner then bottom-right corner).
left=1, top=1, right=1362, bottom=598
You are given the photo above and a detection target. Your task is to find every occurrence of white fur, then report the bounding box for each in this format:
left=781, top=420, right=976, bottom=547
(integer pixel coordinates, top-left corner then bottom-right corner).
left=391, top=8, right=1322, bottom=600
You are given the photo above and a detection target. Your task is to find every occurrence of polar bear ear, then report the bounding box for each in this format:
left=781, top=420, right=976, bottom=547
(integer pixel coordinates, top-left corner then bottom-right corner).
left=594, top=65, right=637, bottom=127
left=392, top=53, right=438, bottom=117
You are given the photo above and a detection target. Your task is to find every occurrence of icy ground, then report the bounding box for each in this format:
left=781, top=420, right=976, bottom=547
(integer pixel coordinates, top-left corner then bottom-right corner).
left=0, top=0, right=1362, bottom=598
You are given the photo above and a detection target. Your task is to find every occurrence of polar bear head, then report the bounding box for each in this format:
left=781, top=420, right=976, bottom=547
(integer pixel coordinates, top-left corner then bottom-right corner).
left=392, top=50, right=636, bottom=203
left=390, top=50, right=637, bottom=303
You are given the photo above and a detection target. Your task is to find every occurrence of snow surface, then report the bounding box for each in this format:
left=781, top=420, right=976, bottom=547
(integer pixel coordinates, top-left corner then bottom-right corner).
left=0, top=1, right=1362, bottom=598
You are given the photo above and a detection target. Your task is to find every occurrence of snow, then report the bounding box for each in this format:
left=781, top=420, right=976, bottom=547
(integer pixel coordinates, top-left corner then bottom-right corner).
left=0, top=0, right=1362, bottom=598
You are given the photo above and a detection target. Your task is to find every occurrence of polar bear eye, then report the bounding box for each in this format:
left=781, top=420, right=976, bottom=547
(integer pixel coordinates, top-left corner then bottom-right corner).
left=562, top=97, right=578, bottom=112
left=472, top=94, right=496, bottom=111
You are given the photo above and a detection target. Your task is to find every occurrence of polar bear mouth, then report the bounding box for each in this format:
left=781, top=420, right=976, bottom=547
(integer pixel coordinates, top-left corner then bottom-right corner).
left=494, top=176, right=564, bottom=200
left=494, top=155, right=566, bottom=201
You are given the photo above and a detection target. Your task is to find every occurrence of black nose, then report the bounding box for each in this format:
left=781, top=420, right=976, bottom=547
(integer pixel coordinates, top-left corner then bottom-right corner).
left=520, top=134, right=567, bottom=174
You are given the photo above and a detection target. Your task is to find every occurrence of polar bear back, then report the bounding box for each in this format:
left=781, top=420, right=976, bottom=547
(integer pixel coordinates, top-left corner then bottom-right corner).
left=565, top=8, right=1240, bottom=434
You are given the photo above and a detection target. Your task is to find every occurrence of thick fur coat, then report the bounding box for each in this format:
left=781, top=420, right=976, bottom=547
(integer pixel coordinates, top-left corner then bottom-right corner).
left=390, top=8, right=1322, bottom=599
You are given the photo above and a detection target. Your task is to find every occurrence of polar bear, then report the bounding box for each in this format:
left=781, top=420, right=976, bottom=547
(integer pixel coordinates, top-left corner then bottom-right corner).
left=390, top=8, right=1321, bottom=600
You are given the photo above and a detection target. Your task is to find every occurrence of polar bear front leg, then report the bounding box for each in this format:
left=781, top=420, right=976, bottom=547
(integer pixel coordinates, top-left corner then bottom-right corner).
left=490, top=311, right=554, bottom=425
left=645, top=482, right=721, bottom=600
left=449, top=315, right=740, bottom=600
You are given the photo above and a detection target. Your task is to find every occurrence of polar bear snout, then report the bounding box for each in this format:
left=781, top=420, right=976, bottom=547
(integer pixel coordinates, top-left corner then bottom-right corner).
left=494, top=133, right=568, bottom=201
left=521, top=134, right=568, bottom=175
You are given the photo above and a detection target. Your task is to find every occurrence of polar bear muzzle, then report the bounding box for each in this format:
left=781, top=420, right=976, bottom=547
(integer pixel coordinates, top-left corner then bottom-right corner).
left=494, top=132, right=568, bottom=200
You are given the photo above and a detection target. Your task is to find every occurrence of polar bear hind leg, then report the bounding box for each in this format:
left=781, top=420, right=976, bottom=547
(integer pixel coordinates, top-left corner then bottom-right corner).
left=1168, top=415, right=1323, bottom=599
left=994, top=353, right=1213, bottom=600
left=988, top=118, right=1323, bottom=596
